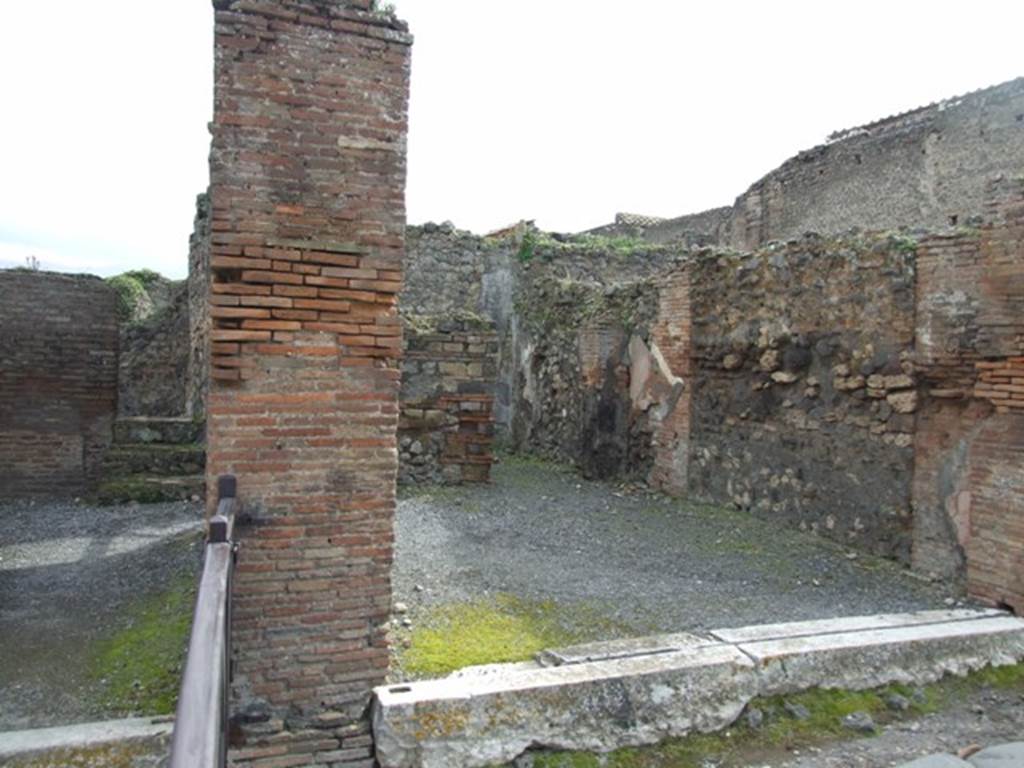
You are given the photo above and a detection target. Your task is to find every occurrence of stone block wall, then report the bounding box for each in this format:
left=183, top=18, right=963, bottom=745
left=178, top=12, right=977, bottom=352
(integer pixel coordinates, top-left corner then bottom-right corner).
left=399, top=316, right=498, bottom=484
left=0, top=271, right=118, bottom=497
left=204, top=2, right=411, bottom=766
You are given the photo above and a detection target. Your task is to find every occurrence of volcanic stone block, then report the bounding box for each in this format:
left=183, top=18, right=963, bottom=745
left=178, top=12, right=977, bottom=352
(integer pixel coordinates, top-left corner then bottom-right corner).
left=373, top=642, right=756, bottom=768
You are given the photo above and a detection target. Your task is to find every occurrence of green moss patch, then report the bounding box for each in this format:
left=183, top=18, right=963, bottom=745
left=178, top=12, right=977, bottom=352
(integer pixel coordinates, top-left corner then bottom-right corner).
left=399, top=595, right=633, bottom=678
left=93, top=476, right=175, bottom=505
left=89, top=572, right=196, bottom=716
left=6, top=741, right=163, bottom=768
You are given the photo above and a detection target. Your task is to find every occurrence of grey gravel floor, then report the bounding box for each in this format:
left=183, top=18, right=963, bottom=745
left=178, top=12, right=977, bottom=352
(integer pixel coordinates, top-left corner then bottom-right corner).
left=0, top=499, right=203, bottom=731
left=765, top=686, right=1024, bottom=768
left=394, top=455, right=961, bottom=642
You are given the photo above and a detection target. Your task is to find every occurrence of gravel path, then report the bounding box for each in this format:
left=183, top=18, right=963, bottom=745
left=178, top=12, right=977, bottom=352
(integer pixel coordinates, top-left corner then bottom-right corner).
left=754, top=685, right=1024, bottom=768
left=0, top=499, right=203, bottom=731
left=394, top=455, right=961, bottom=642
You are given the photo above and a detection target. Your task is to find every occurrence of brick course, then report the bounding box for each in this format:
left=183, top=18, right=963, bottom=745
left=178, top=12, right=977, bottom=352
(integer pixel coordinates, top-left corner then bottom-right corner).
left=0, top=271, right=118, bottom=497
left=399, top=316, right=498, bottom=485
left=204, top=2, right=411, bottom=765
left=912, top=178, right=1024, bottom=604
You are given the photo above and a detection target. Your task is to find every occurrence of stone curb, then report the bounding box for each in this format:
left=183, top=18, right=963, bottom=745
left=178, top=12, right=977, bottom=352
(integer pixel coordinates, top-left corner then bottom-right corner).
left=372, top=609, right=1024, bottom=768
left=0, top=716, right=174, bottom=759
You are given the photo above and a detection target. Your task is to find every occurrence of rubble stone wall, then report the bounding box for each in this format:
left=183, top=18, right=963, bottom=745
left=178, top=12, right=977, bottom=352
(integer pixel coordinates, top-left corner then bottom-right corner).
left=509, top=275, right=659, bottom=480
left=117, top=282, right=191, bottom=418
left=0, top=271, right=119, bottom=497
left=187, top=191, right=211, bottom=420
left=680, top=237, right=920, bottom=561
left=600, top=78, right=1024, bottom=252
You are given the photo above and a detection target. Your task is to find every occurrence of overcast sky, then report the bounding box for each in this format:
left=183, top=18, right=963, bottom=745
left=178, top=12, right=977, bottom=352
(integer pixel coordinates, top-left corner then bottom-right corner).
left=1, top=1, right=1021, bottom=279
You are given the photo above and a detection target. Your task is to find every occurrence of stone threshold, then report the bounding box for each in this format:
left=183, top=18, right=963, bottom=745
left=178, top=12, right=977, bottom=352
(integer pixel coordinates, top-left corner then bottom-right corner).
left=0, top=716, right=174, bottom=760
left=372, top=609, right=1024, bottom=768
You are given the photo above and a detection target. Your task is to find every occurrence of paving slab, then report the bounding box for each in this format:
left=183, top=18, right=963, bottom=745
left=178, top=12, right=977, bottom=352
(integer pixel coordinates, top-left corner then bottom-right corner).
left=741, top=615, right=1024, bottom=694
left=0, top=716, right=173, bottom=759
left=969, top=743, right=1024, bottom=767
left=711, top=608, right=1007, bottom=644
left=897, top=757, right=973, bottom=768
left=536, top=632, right=714, bottom=667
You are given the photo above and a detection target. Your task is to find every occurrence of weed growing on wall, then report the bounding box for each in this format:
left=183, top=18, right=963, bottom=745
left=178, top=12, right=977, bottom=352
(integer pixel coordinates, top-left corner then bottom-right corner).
left=106, top=269, right=165, bottom=323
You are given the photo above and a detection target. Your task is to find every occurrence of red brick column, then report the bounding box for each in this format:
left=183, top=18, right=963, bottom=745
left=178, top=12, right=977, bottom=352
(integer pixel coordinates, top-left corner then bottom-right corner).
left=649, top=267, right=693, bottom=495
left=912, top=178, right=1024, bottom=609
left=205, top=2, right=411, bottom=765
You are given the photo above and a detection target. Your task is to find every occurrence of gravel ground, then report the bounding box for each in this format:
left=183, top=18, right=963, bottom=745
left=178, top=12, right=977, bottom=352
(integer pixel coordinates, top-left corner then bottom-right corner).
left=0, top=499, right=203, bottom=731
left=394, top=455, right=961, bottom=644
left=753, top=685, right=1024, bottom=768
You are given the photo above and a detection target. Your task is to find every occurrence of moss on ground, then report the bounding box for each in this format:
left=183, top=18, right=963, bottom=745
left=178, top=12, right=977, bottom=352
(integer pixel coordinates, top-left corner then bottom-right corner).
left=93, top=475, right=183, bottom=505
left=6, top=740, right=163, bottom=768
left=526, top=662, right=1024, bottom=767
left=89, top=571, right=196, bottom=716
left=399, top=595, right=634, bottom=678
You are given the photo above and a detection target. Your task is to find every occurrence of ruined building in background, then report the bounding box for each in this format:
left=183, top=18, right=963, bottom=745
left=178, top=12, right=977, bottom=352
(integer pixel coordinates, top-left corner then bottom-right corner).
left=589, top=77, right=1024, bottom=249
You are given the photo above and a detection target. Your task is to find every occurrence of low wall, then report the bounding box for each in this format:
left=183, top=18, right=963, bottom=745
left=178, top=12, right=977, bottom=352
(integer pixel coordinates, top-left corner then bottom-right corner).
left=400, top=316, right=498, bottom=484
left=0, top=271, right=119, bottom=497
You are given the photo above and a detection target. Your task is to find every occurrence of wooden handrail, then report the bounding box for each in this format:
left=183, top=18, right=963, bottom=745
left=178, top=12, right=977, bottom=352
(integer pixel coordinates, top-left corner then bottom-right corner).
left=169, top=475, right=238, bottom=768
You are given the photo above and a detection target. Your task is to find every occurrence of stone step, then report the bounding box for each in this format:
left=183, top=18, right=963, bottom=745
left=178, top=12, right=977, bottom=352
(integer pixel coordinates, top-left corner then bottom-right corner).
left=113, top=417, right=204, bottom=446
left=102, top=443, right=206, bottom=477
left=372, top=610, right=1024, bottom=768
left=94, top=474, right=205, bottom=505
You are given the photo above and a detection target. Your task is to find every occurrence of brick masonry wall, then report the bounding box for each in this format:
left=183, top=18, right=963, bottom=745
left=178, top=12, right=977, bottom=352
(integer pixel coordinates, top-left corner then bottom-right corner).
left=204, top=2, right=411, bottom=766
left=648, top=268, right=693, bottom=496
left=913, top=178, right=1024, bottom=606
left=0, top=271, right=118, bottom=497
left=399, top=316, right=498, bottom=485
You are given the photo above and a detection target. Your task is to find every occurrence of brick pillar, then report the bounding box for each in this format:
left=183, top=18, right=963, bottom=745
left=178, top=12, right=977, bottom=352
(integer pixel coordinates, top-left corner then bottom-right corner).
left=911, top=178, right=1024, bottom=609
left=649, top=266, right=693, bottom=495
left=205, top=2, right=411, bottom=765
